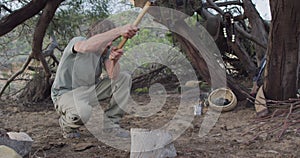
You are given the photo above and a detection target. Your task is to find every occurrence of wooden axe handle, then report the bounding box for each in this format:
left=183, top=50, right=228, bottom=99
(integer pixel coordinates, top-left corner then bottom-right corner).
left=111, top=1, right=151, bottom=77
left=117, top=1, right=151, bottom=49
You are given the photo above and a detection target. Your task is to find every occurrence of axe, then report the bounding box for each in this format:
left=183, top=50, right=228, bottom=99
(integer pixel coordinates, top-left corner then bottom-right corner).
left=110, top=0, right=154, bottom=77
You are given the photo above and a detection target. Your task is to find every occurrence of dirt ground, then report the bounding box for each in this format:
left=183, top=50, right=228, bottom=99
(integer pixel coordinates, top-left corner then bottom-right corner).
left=0, top=92, right=299, bottom=158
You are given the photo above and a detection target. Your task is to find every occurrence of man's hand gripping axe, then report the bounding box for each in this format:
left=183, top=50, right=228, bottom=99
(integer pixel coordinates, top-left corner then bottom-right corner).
left=110, top=0, right=155, bottom=76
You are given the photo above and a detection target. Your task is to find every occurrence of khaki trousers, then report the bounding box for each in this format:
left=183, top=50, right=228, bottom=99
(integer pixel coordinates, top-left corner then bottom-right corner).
left=54, top=72, right=132, bottom=130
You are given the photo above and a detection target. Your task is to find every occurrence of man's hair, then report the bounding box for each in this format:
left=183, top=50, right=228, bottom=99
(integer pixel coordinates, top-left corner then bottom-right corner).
left=86, top=19, right=116, bottom=38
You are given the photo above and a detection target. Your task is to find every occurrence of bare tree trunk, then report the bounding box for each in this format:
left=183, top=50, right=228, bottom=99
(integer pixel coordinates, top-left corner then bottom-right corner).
left=32, top=0, right=62, bottom=79
left=20, top=0, right=63, bottom=101
left=0, top=0, right=63, bottom=101
left=264, top=0, right=300, bottom=100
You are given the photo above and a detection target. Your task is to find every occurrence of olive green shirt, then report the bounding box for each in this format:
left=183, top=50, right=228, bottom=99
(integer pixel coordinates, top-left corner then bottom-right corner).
left=51, top=37, right=104, bottom=102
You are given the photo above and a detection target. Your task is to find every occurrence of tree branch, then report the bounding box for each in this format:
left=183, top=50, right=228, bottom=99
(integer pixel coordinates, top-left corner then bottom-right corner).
left=0, top=3, right=13, bottom=13
left=31, top=0, right=64, bottom=80
left=206, top=0, right=225, bottom=15
left=235, top=23, right=267, bottom=49
left=0, top=0, right=48, bottom=36
left=0, top=0, right=63, bottom=100
left=205, top=0, right=267, bottom=50
left=0, top=56, right=32, bottom=98
left=0, top=78, right=30, bottom=81
left=234, top=14, right=246, bottom=21
left=203, top=1, right=243, bottom=9
left=42, top=34, right=59, bottom=57
left=227, top=37, right=257, bottom=75
left=50, top=54, right=59, bottom=66
left=132, top=65, right=167, bottom=84
left=243, top=0, right=268, bottom=65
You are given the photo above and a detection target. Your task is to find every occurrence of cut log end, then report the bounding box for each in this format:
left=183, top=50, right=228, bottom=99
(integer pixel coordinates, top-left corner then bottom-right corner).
left=130, top=128, right=177, bottom=158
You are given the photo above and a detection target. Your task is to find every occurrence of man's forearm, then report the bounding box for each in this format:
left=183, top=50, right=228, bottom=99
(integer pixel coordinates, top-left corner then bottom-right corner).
left=74, top=27, right=121, bottom=54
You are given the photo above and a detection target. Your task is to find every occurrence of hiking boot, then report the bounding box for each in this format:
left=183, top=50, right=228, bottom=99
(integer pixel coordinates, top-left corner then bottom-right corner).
left=59, top=118, right=81, bottom=139
left=103, top=127, right=130, bottom=138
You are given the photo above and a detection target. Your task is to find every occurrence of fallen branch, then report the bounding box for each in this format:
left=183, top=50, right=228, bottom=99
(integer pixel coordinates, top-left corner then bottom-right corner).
left=244, top=98, right=300, bottom=141
left=277, top=120, right=300, bottom=139
left=132, top=65, right=167, bottom=84
left=234, top=24, right=267, bottom=49
left=0, top=78, right=30, bottom=81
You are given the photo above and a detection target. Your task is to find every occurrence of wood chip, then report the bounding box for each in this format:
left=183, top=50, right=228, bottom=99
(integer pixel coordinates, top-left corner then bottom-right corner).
left=73, top=143, right=95, bottom=151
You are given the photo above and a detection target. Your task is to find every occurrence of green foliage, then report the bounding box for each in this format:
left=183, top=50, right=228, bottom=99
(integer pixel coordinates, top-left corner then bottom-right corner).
left=0, top=0, right=111, bottom=67
left=1, top=71, right=9, bottom=78
left=0, top=0, right=182, bottom=80
left=49, top=0, right=110, bottom=46
left=117, top=27, right=174, bottom=73
left=0, top=24, right=32, bottom=67
left=200, top=82, right=210, bottom=91
left=122, top=28, right=171, bottom=51
left=134, top=87, right=149, bottom=94
left=185, top=13, right=201, bottom=27
left=105, top=10, right=177, bottom=76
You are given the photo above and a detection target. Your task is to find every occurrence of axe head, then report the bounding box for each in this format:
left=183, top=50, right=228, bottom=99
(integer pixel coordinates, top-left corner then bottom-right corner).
left=130, top=0, right=155, bottom=8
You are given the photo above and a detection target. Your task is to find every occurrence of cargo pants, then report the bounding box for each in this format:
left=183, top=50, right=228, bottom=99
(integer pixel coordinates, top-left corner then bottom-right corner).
left=54, top=72, right=132, bottom=130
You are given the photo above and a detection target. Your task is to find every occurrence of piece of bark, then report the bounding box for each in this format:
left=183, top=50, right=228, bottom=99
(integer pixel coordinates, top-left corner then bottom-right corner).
left=255, top=86, right=269, bottom=117
left=73, top=143, right=95, bottom=151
